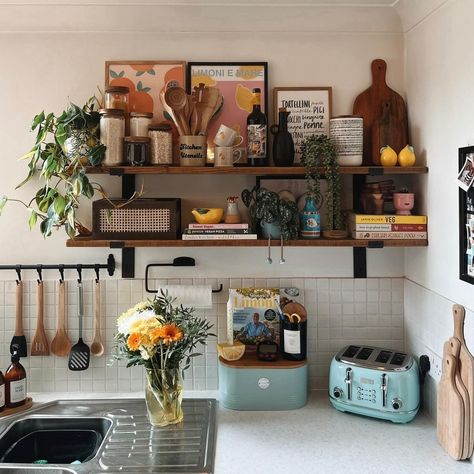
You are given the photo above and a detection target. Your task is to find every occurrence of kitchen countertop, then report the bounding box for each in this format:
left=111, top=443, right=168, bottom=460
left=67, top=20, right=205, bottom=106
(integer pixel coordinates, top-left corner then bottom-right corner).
left=24, top=391, right=474, bottom=473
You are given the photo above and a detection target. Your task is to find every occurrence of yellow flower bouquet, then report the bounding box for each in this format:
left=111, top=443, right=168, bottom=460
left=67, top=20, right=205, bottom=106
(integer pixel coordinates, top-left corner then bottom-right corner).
left=115, top=291, right=213, bottom=426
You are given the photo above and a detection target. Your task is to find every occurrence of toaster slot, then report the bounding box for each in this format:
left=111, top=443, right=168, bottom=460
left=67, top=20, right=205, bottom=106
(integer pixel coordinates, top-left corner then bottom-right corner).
left=342, top=345, right=360, bottom=358
left=356, top=347, right=373, bottom=360
left=390, top=353, right=407, bottom=366
left=375, top=350, right=393, bottom=364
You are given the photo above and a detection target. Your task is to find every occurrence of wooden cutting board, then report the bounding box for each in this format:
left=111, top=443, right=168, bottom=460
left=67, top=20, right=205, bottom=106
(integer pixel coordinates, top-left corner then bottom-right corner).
left=353, top=59, right=408, bottom=165
left=437, top=354, right=465, bottom=460
left=445, top=337, right=470, bottom=459
left=453, top=304, right=474, bottom=458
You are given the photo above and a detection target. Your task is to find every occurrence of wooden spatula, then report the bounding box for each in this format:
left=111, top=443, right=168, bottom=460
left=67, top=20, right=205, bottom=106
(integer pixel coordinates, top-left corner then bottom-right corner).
left=68, top=281, right=90, bottom=371
left=31, top=281, right=49, bottom=356
left=437, top=354, right=464, bottom=460
left=91, top=280, right=104, bottom=357
left=51, top=280, right=72, bottom=357
left=9, top=281, right=27, bottom=357
left=453, top=304, right=474, bottom=458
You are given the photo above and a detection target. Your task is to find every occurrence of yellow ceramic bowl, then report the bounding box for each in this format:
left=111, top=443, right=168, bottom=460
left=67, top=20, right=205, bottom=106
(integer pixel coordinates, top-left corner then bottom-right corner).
left=217, top=341, right=246, bottom=361
left=191, top=208, right=224, bottom=224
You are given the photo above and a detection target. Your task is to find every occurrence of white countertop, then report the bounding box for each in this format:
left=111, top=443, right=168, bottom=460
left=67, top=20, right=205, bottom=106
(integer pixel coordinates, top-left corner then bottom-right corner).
left=26, top=391, right=474, bottom=473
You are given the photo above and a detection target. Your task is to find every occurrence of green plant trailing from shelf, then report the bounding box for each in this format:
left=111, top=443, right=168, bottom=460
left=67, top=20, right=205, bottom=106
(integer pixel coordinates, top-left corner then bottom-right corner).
left=0, top=97, right=116, bottom=238
left=241, top=185, right=298, bottom=241
left=301, top=134, right=343, bottom=231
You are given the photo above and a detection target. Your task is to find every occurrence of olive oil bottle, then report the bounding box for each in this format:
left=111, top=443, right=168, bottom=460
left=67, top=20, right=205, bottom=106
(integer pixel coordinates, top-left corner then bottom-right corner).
left=5, top=350, right=26, bottom=408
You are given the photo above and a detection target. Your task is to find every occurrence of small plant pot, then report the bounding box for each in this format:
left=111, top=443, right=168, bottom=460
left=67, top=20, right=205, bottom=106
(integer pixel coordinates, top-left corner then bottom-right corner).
left=393, top=193, right=415, bottom=215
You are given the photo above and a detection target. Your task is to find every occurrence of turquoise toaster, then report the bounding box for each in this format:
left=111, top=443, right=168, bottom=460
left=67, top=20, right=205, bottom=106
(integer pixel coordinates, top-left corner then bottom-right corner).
left=329, top=345, right=420, bottom=423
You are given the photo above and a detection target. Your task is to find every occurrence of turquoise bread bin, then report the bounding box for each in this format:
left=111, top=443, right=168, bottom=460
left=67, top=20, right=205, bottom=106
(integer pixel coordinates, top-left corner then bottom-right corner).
left=219, top=355, right=308, bottom=410
left=329, top=345, right=420, bottom=423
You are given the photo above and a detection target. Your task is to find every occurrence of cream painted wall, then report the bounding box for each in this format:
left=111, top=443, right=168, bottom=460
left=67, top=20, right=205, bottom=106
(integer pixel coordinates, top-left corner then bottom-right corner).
left=403, top=0, right=474, bottom=311
left=0, top=3, right=405, bottom=279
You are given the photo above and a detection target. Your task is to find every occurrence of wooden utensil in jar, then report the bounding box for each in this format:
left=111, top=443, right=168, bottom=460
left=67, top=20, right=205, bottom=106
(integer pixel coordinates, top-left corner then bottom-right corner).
left=160, top=89, right=185, bottom=136
left=164, top=87, right=191, bottom=136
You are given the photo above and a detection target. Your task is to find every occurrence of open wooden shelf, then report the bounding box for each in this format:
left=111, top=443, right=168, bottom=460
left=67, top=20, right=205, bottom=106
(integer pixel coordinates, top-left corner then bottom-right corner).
left=67, top=237, right=428, bottom=248
left=85, top=165, right=429, bottom=176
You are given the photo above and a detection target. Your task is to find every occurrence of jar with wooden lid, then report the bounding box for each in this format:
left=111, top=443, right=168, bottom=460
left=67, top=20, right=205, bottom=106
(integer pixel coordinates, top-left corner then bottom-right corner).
left=130, top=112, right=153, bottom=137
left=105, top=86, right=129, bottom=112
left=124, top=136, right=150, bottom=166
left=149, top=124, right=173, bottom=165
left=100, top=108, right=125, bottom=166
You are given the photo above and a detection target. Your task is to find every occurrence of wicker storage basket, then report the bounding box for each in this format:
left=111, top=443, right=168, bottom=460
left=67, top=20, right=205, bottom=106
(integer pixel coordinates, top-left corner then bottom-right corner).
left=92, top=198, right=181, bottom=239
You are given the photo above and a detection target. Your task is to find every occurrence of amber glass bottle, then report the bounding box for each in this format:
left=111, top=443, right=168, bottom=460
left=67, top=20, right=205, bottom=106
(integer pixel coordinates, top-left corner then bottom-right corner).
left=0, top=369, right=5, bottom=412
left=5, top=351, right=26, bottom=408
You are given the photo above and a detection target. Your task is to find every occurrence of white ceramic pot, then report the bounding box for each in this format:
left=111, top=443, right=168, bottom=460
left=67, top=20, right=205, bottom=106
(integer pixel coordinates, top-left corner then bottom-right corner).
left=329, top=116, right=363, bottom=166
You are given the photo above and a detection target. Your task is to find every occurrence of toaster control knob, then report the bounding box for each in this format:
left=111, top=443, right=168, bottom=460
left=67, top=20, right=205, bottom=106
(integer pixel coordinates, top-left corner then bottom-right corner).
left=392, top=398, right=403, bottom=410
left=333, top=387, right=343, bottom=399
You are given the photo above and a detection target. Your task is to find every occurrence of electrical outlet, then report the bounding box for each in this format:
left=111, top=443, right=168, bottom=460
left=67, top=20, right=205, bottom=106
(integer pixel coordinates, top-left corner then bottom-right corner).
left=424, top=349, right=442, bottom=382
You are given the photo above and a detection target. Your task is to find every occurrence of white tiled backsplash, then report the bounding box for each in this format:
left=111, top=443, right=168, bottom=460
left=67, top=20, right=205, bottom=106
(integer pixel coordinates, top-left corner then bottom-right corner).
left=405, top=279, right=474, bottom=419
left=0, top=277, right=404, bottom=393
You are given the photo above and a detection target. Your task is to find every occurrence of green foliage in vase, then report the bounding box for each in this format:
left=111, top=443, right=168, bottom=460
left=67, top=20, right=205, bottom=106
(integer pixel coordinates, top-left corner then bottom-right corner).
left=301, top=134, right=343, bottom=231
left=0, top=97, right=108, bottom=238
left=241, top=185, right=299, bottom=241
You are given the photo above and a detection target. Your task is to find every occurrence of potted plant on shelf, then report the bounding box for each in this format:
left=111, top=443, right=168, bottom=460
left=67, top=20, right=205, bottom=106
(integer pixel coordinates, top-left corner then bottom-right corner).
left=0, top=97, right=137, bottom=238
left=393, top=187, right=415, bottom=215
left=241, top=185, right=298, bottom=241
left=301, top=134, right=346, bottom=238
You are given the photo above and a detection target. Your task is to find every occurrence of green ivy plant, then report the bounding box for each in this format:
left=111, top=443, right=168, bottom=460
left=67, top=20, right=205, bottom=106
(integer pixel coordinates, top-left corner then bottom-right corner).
left=241, top=186, right=299, bottom=241
left=0, top=97, right=110, bottom=238
left=301, top=134, right=343, bottom=231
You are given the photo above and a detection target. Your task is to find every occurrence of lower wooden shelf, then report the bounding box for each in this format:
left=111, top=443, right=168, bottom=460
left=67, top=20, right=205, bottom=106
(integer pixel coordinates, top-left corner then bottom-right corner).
left=66, top=237, right=428, bottom=248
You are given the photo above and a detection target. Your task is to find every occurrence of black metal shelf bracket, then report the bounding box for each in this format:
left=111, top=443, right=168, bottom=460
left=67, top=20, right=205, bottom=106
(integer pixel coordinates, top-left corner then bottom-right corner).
left=121, top=174, right=136, bottom=278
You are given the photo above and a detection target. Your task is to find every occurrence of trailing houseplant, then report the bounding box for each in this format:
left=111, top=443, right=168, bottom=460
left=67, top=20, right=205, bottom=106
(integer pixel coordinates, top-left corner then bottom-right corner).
left=115, top=291, right=214, bottom=426
left=241, top=185, right=299, bottom=241
left=301, top=134, right=345, bottom=236
left=0, top=97, right=117, bottom=238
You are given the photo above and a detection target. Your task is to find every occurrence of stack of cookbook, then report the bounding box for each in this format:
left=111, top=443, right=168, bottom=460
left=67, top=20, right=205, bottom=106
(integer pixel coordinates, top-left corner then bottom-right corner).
left=182, top=223, right=257, bottom=240
left=348, top=213, right=427, bottom=239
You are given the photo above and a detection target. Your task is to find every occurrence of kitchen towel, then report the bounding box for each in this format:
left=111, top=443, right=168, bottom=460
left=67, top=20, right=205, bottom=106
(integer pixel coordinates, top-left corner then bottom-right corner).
left=155, top=285, right=213, bottom=308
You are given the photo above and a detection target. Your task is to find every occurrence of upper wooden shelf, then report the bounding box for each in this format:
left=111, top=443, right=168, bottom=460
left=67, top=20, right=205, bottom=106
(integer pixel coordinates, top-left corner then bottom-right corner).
left=85, top=165, right=428, bottom=176
left=66, top=237, right=428, bottom=248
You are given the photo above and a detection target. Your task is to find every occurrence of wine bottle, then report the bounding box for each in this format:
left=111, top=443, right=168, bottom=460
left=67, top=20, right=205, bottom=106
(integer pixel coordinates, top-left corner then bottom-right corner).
left=247, top=88, right=267, bottom=166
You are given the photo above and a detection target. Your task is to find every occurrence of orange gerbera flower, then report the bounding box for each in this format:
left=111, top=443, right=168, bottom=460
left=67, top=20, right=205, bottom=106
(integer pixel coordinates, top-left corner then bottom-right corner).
left=127, top=333, right=142, bottom=351
left=161, top=324, right=183, bottom=344
left=149, top=327, right=164, bottom=344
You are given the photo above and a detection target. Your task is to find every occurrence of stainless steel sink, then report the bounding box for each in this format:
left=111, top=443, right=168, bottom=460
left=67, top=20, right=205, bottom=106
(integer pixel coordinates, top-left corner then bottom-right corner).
left=0, top=399, right=216, bottom=473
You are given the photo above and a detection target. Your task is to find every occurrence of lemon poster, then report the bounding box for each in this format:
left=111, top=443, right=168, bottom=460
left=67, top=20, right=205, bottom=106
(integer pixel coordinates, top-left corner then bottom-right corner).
left=188, top=62, right=268, bottom=158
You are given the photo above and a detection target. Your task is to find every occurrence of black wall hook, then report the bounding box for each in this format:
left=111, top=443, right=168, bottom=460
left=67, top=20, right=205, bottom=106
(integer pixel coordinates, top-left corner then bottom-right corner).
left=15, top=265, right=21, bottom=284
left=94, top=264, right=100, bottom=283
left=58, top=264, right=65, bottom=283
left=77, top=264, right=82, bottom=283
left=36, top=265, right=43, bottom=283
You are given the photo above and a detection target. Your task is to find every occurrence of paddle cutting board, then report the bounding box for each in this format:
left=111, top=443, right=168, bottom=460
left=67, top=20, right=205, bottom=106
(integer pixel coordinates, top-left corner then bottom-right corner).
left=437, top=354, right=464, bottom=460
left=353, top=59, right=408, bottom=165
left=453, top=304, right=474, bottom=458
left=445, top=337, right=470, bottom=459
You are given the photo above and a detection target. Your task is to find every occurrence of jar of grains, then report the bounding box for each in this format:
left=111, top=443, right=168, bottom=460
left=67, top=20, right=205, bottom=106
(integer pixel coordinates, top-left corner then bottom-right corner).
left=148, top=124, right=173, bottom=165
left=104, top=86, right=129, bottom=112
left=100, top=109, right=125, bottom=166
left=130, top=112, right=153, bottom=136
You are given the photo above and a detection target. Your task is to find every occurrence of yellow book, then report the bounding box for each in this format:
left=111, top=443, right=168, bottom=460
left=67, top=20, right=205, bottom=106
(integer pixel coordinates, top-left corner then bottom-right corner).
left=349, top=213, right=427, bottom=225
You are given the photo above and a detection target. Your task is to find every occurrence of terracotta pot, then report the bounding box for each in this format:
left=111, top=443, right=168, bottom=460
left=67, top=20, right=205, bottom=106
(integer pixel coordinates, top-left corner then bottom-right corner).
left=393, top=192, right=415, bottom=215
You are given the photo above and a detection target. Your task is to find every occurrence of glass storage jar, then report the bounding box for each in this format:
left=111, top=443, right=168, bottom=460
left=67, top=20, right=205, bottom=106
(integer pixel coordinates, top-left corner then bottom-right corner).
left=149, top=124, right=173, bottom=165
left=125, top=136, right=150, bottom=166
left=104, top=86, right=130, bottom=112
left=99, top=109, right=125, bottom=166
left=130, top=112, right=153, bottom=137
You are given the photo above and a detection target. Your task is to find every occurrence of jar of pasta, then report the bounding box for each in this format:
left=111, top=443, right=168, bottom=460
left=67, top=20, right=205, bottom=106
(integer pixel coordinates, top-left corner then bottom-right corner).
left=99, top=109, right=125, bottom=166
left=148, top=124, right=173, bottom=165
left=130, top=112, right=153, bottom=137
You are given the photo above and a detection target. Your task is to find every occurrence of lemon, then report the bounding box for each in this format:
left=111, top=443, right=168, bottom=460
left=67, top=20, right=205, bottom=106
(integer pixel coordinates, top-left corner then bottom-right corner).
left=398, top=145, right=416, bottom=167
left=380, top=145, right=398, bottom=166
left=235, top=84, right=254, bottom=113
left=217, top=342, right=245, bottom=361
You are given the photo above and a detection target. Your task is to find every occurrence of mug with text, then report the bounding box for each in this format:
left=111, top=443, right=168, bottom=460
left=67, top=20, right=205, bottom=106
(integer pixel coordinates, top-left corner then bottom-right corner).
left=214, top=146, right=243, bottom=167
left=213, top=124, right=243, bottom=147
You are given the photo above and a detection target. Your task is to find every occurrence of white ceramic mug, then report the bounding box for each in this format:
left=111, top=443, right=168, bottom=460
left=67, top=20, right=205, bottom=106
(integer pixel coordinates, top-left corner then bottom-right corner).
left=214, top=146, right=243, bottom=167
left=213, top=124, right=243, bottom=147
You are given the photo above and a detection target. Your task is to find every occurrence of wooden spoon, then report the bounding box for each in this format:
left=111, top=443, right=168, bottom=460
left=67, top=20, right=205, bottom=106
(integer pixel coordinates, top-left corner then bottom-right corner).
left=160, top=89, right=185, bottom=136
left=91, top=280, right=104, bottom=357
left=51, top=280, right=72, bottom=357
left=31, top=281, right=50, bottom=356
left=165, top=87, right=190, bottom=135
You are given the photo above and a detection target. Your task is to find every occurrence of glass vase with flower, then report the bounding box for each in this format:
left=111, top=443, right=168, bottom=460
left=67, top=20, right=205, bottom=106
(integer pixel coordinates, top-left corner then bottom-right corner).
left=115, top=292, right=214, bottom=426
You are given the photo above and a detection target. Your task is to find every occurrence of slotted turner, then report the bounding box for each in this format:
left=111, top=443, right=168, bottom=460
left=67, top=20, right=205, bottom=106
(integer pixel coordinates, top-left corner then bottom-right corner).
left=31, top=281, right=49, bottom=356
left=68, top=281, right=90, bottom=371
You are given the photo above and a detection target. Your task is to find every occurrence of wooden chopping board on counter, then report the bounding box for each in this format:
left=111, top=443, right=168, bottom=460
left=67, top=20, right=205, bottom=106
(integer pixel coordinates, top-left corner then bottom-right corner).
left=353, top=59, right=408, bottom=165
left=453, top=304, right=474, bottom=458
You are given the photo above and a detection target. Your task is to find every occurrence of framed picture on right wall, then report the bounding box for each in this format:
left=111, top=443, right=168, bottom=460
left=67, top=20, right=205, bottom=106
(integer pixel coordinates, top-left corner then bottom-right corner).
left=458, top=146, right=474, bottom=284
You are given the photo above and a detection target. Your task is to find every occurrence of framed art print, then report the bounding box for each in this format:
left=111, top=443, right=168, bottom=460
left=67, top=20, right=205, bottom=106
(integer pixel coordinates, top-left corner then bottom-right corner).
left=273, top=87, right=332, bottom=162
left=459, top=146, right=474, bottom=284
left=105, top=60, right=186, bottom=122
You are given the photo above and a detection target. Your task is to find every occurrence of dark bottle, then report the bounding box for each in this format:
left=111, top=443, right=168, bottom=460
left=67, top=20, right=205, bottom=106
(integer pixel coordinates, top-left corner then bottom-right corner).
left=0, top=370, right=4, bottom=412
left=247, top=88, right=267, bottom=166
left=5, top=351, right=26, bottom=408
left=270, top=108, right=295, bottom=166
